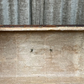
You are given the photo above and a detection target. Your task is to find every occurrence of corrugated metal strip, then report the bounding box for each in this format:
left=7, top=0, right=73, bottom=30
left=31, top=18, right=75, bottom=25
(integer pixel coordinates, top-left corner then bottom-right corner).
left=0, top=0, right=84, bottom=25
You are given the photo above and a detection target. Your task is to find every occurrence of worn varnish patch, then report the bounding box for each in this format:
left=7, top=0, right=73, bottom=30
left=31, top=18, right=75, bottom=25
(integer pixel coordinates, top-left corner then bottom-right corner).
left=0, top=32, right=84, bottom=84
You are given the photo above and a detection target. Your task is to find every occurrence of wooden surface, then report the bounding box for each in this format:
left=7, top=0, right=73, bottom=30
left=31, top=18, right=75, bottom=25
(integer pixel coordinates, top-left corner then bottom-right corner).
left=0, top=0, right=84, bottom=25
left=0, top=26, right=84, bottom=31
left=0, top=31, right=84, bottom=84
left=18, top=0, right=31, bottom=25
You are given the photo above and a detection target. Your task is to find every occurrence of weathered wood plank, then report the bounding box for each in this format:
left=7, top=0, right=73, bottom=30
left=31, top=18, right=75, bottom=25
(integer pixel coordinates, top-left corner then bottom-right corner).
left=76, top=0, right=84, bottom=25
left=0, top=0, right=84, bottom=25
left=62, top=0, right=79, bottom=25
left=0, top=0, right=3, bottom=24
left=44, top=0, right=55, bottom=25
left=0, top=0, right=18, bottom=25
left=18, top=0, right=31, bottom=25
left=32, top=0, right=44, bottom=25
left=44, top=0, right=79, bottom=25
left=44, top=0, right=63, bottom=25
left=1, top=0, right=10, bottom=25
left=8, top=0, right=18, bottom=25
left=53, top=0, right=63, bottom=25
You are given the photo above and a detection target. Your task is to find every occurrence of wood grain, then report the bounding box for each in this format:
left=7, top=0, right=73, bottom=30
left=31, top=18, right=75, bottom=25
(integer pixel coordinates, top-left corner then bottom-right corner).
left=0, top=0, right=84, bottom=25
left=32, top=0, right=44, bottom=25
left=18, top=0, right=31, bottom=25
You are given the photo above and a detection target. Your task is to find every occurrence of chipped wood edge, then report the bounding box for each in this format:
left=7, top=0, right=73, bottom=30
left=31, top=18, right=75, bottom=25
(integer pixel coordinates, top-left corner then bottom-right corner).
left=0, top=27, right=84, bottom=31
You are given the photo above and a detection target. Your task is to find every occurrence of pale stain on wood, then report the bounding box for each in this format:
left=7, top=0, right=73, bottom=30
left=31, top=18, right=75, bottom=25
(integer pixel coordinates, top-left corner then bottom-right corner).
left=0, top=31, right=84, bottom=84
